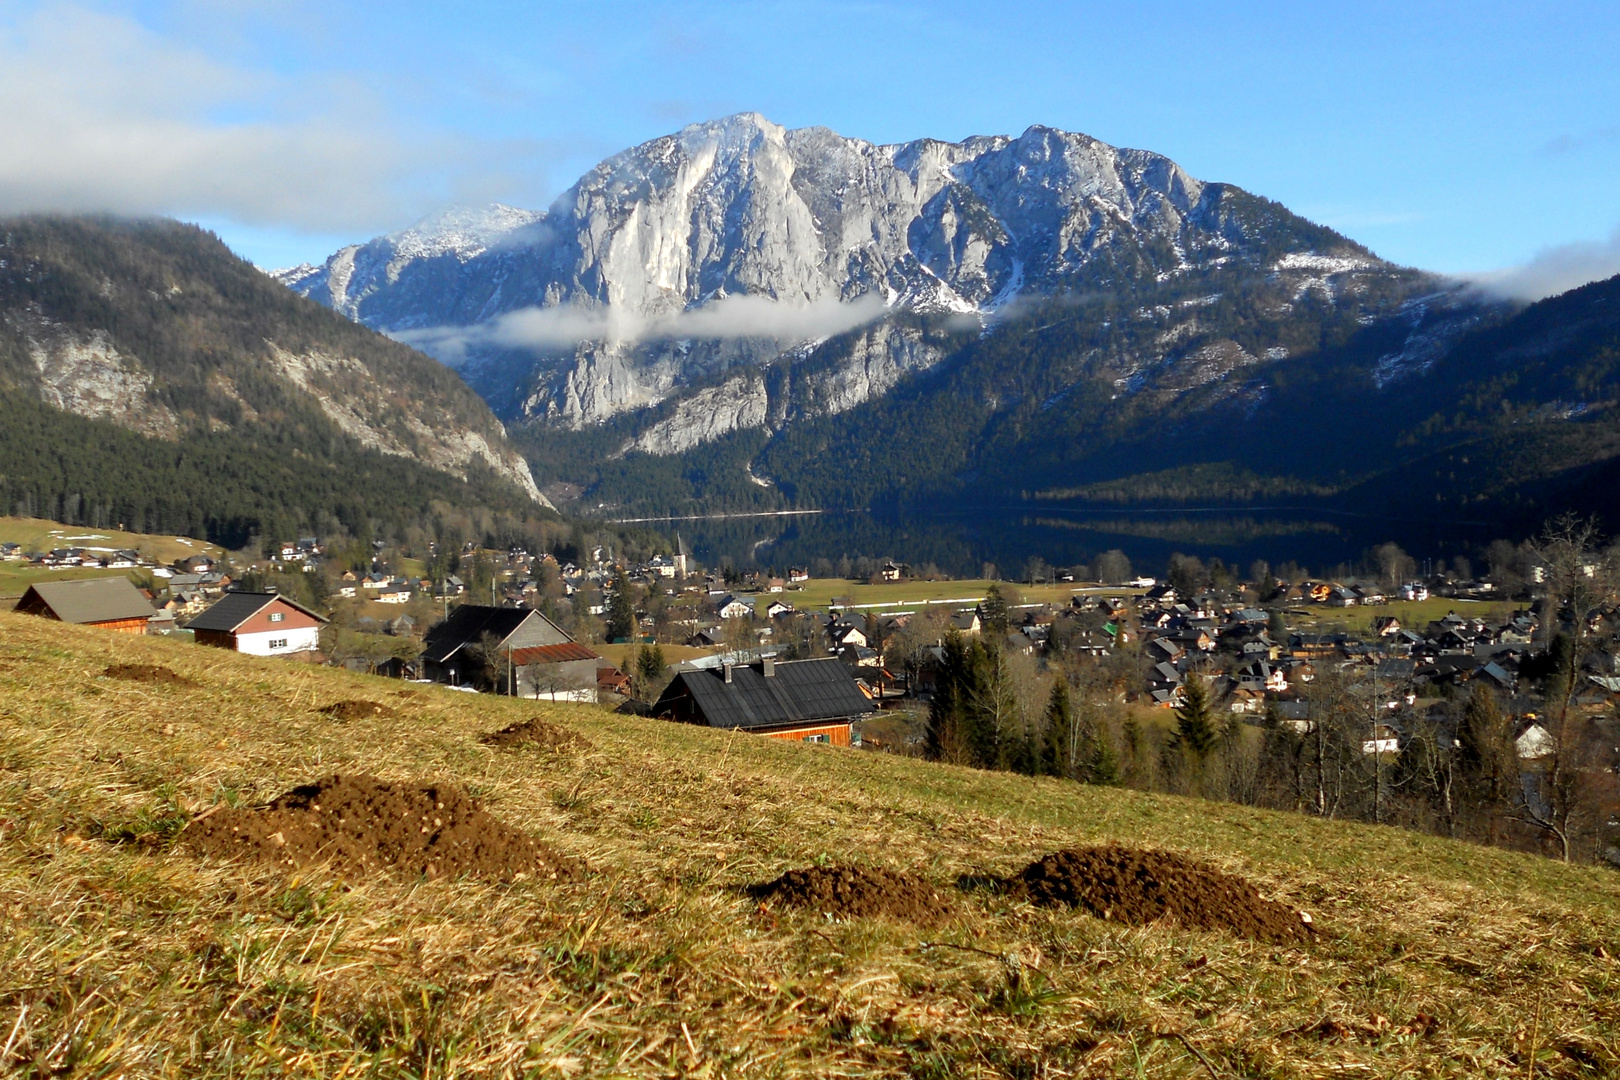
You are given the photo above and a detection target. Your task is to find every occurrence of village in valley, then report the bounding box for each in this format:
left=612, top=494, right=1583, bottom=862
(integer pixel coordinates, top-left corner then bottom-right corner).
left=7, top=516, right=1617, bottom=856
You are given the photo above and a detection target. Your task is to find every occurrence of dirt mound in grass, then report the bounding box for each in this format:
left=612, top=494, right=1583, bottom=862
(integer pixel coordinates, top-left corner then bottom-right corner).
left=1017, top=846, right=1309, bottom=943
left=749, top=865, right=954, bottom=923
left=480, top=718, right=592, bottom=751
left=183, top=774, right=577, bottom=882
left=319, top=700, right=399, bottom=721
left=104, top=663, right=190, bottom=685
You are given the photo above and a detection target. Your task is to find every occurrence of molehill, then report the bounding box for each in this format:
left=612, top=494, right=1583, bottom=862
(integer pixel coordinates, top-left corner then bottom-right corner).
left=749, top=865, right=954, bottom=923
left=1018, top=845, right=1310, bottom=943
left=183, top=773, right=576, bottom=882
left=480, top=717, right=592, bottom=752
left=104, top=663, right=191, bottom=686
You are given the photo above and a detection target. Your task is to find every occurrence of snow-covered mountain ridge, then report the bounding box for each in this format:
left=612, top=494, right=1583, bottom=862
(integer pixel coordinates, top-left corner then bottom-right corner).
left=279, top=114, right=1446, bottom=487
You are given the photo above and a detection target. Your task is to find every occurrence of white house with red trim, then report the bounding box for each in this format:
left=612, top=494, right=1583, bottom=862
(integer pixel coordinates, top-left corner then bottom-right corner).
left=188, top=591, right=327, bottom=656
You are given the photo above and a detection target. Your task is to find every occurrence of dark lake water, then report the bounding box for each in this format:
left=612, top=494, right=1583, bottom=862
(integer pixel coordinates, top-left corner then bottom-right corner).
left=638, top=502, right=1495, bottom=580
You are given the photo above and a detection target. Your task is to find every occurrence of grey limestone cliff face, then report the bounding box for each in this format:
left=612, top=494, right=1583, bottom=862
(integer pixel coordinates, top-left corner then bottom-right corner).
left=283, top=114, right=1408, bottom=457
left=262, top=344, right=547, bottom=505
left=623, top=374, right=769, bottom=457
left=19, top=322, right=182, bottom=440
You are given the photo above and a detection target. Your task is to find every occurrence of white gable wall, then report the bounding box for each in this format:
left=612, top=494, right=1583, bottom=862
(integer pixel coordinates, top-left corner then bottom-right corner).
left=236, top=626, right=321, bottom=656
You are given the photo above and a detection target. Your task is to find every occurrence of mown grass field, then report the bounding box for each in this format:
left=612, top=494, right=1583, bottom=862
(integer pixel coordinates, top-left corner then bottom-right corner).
left=1, top=612, right=1617, bottom=1077
left=594, top=642, right=720, bottom=670
left=0, top=516, right=223, bottom=598
left=751, top=579, right=1125, bottom=617
left=1291, top=596, right=1517, bottom=636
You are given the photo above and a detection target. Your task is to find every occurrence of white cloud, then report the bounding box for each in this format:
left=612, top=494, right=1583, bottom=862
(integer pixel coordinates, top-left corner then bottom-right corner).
left=0, top=4, right=545, bottom=233
left=396, top=293, right=889, bottom=361
left=1469, top=227, right=1620, bottom=302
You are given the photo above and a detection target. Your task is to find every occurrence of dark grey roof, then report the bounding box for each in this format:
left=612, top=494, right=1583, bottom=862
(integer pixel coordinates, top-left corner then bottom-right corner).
left=421, top=604, right=535, bottom=664
left=658, top=658, right=872, bottom=731
left=18, top=577, right=154, bottom=624
left=187, top=591, right=326, bottom=632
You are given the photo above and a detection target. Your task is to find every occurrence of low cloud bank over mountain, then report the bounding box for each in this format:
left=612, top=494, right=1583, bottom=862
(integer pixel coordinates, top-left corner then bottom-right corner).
left=397, top=293, right=889, bottom=362
left=1471, top=227, right=1620, bottom=301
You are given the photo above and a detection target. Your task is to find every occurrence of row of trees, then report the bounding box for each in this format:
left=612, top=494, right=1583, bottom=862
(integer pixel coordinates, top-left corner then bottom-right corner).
left=912, top=518, right=1620, bottom=866
left=923, top=630, right=1618, bottom=865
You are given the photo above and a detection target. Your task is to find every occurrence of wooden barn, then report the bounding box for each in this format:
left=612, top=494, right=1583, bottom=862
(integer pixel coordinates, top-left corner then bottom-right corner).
left=651, top=656, right=872, bottom=745
left=14, top=578, right=156, bottom=634
left=420, top=605, right=590, bottom=694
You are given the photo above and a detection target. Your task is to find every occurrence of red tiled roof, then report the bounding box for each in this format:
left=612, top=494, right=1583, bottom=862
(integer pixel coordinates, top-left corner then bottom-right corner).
left=509, top=642, right=599, bottom=666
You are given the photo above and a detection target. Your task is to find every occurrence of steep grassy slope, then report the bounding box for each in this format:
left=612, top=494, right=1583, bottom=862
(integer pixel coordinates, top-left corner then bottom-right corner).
left=1, top=612, right=1617, bottom=1077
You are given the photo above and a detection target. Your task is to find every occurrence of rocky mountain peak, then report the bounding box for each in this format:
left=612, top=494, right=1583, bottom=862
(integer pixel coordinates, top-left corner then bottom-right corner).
left=278, top=115, right=1409, bottom=457
left=387, top=203, right=546, bottom=263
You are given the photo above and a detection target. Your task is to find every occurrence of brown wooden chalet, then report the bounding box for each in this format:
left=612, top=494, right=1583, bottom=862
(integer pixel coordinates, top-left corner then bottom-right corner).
left=651, top=656, right=872, bottom=745
left=14, top=577, right=155, bottom=633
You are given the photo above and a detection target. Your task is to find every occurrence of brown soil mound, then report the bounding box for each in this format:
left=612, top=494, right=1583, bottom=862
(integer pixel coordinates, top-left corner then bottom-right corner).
left=749, top=865, right=954, bottom=923
left=480, top=717, right=592, bottom=751
left=183, top=773, right=576, bottom=882
left=1018, top=846, right=1308, bottom=943
left=104, top=663, right=190, bottom=685
left=319, top=700, right=399, bottom=721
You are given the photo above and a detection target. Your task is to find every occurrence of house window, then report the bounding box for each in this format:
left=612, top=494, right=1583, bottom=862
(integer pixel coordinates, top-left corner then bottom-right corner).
left=268, top=638, right=287, bottom=649
left=802, top=733, right=829, bottom=744
left=268, top=612, right=284, bottom=623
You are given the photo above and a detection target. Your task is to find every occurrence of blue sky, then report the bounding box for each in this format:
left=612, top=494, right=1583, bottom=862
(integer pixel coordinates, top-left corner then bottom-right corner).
left=2, top=0, right=1617, bottom=291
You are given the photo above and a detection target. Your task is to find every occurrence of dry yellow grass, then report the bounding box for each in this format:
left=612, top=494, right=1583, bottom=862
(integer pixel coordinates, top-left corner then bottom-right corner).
left=1, top=610, right=1618, bottom=1077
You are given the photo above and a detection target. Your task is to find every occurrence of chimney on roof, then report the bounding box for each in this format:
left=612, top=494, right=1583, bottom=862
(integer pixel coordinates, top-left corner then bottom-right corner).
left=762, top=656, right=775, bottom=677
left=723, top=660, right=733, bottom=683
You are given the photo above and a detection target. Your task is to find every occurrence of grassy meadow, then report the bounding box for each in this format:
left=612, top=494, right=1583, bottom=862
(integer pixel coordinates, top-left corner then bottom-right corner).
left=0, top=517, right=223, bottom=599
left=0, top=611, right=1616, bottom=1077
left=751, top=578, right=1127, bottom=616
left=1290, top=595, right=1517, bottom=636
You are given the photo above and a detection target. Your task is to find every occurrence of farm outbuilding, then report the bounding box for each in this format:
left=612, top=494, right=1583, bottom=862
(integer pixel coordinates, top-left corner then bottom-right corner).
left=420, top=605, right=589, bottom=693
left=13, top=578, right=156, bottom=634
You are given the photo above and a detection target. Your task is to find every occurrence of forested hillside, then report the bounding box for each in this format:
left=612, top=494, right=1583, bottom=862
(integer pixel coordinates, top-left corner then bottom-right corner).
left=0, top=216, right=552, bottom=546
left=539, top=271, right=1620, bottom=543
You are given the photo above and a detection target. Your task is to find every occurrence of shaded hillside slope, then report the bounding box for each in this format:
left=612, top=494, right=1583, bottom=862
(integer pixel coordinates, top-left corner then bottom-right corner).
left=0, top=217, right=550, bottom=544
left=2, top=612, right=1616, bottom=1077
left=718, top=272, right=1620, bottom=541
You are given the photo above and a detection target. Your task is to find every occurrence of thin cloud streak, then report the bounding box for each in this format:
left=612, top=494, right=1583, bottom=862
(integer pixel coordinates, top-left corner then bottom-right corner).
left=397, top=293, right=890, bottom=361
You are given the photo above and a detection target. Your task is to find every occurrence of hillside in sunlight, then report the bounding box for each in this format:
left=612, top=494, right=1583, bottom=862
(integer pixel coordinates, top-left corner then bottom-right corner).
left=1, top=611, right=1617, bottom=1077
